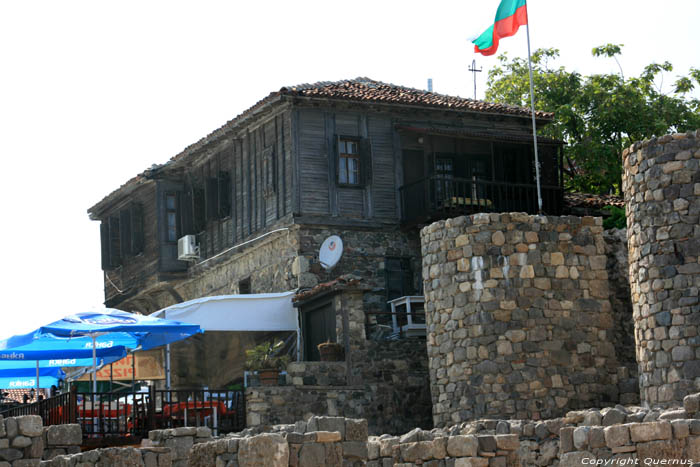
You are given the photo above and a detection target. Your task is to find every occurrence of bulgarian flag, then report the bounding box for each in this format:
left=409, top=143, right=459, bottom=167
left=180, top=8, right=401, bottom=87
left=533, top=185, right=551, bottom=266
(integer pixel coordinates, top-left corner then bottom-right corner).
left=472, top=0, right=528, bottom=56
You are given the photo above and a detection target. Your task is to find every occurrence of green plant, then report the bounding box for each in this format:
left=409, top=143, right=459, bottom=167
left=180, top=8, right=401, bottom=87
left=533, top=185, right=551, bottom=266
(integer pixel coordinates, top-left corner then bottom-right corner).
left=602, top=205, right=626, bottom=230
left=244, top=340, right=290, bottom=371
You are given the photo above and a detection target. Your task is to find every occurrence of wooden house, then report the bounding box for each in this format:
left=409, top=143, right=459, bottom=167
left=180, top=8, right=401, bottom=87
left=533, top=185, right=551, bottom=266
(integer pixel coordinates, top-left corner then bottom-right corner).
left=88, top=78, right=563, bottom=380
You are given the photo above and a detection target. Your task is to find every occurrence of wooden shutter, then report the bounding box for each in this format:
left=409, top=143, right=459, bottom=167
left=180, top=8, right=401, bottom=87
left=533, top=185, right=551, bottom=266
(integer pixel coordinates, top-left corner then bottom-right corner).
left=218, top=171, right=231, bottom=217
left=157, top=180, right=186, bottom=273
left=130, top=203, right=144, bottom=255
left=205, top=177, right=219, bottom=221
left=180, top=189, right=194, bottom=235
left=119, top=208, right=132, bottom=257
left=108, top=216, right=122, bottom=268
left=359, top=137, right=372, bottom=186
left=193, top=187, right=206, bottom=232
left=100, top=221, right=112, bottom=270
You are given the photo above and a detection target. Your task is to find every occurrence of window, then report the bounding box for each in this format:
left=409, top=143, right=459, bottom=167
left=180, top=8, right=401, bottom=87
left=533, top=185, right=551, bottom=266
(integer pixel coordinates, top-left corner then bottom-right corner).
left=338, top=138, right=360, bottom=185
left=238, top=277, right=251, bottom=294
left=166, top=193, right=178, bottom=242
left=204, top=171, right=231, bottom=221
left=99, top=203, right=143, bottom=270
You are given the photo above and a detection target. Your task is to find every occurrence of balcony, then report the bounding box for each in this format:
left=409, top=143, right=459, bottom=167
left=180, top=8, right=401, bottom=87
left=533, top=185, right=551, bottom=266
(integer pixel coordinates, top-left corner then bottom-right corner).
left=399, top=176, right=563, bottom=225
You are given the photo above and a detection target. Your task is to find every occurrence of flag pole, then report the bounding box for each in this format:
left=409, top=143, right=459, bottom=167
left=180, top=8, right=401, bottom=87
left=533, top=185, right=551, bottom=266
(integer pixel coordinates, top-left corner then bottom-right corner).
left=525, top=7, right=543, bottom=213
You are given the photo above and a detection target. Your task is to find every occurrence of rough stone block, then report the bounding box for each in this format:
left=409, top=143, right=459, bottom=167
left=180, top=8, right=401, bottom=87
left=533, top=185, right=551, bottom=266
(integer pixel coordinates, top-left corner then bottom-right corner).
left=602, top=408, right=626, bottom=426
left=0, top=448, right=22, bottom=462
left=636, top=439, right=683, bottom=461
left=684, top=393, right=700, bottom=414
left=559, top=427, right=575, bottom=454
left=298, top=443, right=326, bottom=467
left=4, top=418, right=17, bottom=439
left=604, top=425, right=630, bottom=448
left=400, top=441, right=434, bottom=462
left=10, top=436, right=31, bottom=448
left=313, top=417, right=346, bottom=438
left=345, top=419, right=368, bottom=442
left=573, top=427, right=590, bottom=450
left=238, top=433, right=289, bottom=467
left=629, top=422, right=672, bottom=442
left=454, top=458, right=488, bottom=467
left=379, top=437, right=399, bottom=457
left=447, top=435, right=478, bottom=457
left=342, top=441, right=368, bottom=460
left=494, top=435, right=518, bottom=451
left=46, top=424, right=82, bottom=446
left=173, top=426, right=196, bottom=437
left=315, top=431, right=342, bottom=443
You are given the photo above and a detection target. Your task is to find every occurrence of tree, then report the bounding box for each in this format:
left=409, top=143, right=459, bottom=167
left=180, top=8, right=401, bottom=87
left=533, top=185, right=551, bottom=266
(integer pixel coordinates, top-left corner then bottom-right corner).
left=485, top=45, right=700, bottom=195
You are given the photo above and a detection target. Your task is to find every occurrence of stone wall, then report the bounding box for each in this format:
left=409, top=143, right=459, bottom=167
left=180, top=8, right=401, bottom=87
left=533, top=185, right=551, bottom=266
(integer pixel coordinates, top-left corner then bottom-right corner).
left=188, top=416, right=368, bottom=467
left=604, top=228, right=639, bottom=405
left=43, top=446, right=172, bottom=466
left=147, top=426, right=214, bottom=466
left=422, top=213, right=621, bottom=426
left=0, top=415, right=44, bottom=465
left=561, top=420, right=700, bottom=465
left=42, top=424, right=82, bottom=460
left=247, top=338, right=431, bottom=435
left=623, top=130, right=700, bottom=407
left=368, top=429, right=520, bottom=466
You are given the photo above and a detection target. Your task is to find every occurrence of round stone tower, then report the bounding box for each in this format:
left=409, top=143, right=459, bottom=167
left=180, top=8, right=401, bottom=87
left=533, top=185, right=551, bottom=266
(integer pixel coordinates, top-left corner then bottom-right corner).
left=421, top=213, right=619, bottom=426
left=623, top=130, right=700, bottom=406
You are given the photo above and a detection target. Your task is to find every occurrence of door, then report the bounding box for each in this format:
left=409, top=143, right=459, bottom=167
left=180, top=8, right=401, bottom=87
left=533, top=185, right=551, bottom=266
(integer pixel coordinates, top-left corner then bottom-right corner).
left=301, top=301, right=337, bottom=361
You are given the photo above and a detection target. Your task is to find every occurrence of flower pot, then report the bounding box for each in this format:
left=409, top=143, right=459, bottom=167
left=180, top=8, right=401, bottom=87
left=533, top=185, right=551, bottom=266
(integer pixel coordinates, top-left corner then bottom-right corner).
left=318, top=343, right=344, bottom=362
left=258, top=369, right=280, bottom=386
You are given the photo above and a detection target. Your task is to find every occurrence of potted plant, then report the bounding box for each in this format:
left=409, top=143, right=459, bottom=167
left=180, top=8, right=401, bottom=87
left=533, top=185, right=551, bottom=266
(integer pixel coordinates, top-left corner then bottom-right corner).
left=317, top=340, right=344, bottom=362
left=245, top=340, right=290, bottom=386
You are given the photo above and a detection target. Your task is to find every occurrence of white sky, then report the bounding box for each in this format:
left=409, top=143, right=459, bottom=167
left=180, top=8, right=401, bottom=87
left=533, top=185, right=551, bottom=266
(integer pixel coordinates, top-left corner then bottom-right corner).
left=1, top=0, right=698, bottom=340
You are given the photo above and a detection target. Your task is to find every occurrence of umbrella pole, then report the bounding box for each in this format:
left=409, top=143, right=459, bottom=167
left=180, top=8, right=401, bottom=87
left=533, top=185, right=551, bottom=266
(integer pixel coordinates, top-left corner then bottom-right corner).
left=166, top=344, right=171, bottom=390
left=36, top=360, right=39, bottom=399
left=92, top=336, right=97, bottom=395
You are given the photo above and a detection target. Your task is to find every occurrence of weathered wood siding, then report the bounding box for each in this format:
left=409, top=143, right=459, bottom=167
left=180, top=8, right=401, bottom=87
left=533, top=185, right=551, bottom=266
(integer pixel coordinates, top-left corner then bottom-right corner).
left=296, top=108, right=398, bottom=220
left=192, top=108, right=294, bottom=261
left=102, top=182, right=159, bottom=305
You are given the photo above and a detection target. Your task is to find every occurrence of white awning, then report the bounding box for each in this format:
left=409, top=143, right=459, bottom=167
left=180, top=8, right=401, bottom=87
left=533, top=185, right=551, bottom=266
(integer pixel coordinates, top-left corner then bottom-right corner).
left=153, top=292, right=297, bottom=332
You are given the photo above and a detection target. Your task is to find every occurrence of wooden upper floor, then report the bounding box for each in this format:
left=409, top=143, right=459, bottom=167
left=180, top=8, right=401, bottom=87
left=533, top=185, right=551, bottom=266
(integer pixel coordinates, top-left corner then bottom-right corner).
left=88, top=78, right=563, bottom=305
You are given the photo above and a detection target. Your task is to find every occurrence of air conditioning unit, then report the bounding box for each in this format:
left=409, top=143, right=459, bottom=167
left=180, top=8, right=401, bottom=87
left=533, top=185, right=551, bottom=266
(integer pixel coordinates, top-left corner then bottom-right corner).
left=178, top=235, right=200, bottom=261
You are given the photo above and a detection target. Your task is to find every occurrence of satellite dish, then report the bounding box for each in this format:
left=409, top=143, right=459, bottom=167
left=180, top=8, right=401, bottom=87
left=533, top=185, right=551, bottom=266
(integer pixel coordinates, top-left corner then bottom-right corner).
left=319, top=235, right=343, bottom=270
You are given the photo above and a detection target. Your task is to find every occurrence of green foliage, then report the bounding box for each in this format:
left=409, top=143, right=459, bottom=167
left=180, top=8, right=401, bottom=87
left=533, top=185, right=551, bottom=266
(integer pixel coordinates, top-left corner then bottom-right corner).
left=486, top=45, right=700, bottom=195
left=602, top=205, right=626, bottom=230
left=244, top=340, right=290, bottom=371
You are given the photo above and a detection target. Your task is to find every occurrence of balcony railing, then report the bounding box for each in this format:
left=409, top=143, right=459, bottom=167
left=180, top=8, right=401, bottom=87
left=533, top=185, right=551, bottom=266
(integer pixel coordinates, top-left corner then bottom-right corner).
left=399, top=176, right=563, bottom=224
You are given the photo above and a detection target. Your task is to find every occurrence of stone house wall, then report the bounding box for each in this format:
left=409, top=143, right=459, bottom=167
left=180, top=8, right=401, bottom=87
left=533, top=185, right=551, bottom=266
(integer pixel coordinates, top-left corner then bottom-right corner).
left=421, top=213, right=622, bottom=426
left=623, top=130, right=700, bottom=407
left=246, top=337, right=431, bottom=436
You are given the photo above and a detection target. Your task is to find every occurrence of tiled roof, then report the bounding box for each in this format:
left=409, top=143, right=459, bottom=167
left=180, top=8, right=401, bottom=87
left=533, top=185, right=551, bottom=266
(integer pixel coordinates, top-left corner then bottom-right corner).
left=293, top=274, right=365, bottom=303
left=89, top=78, right=553, bottom=215
left=278, top=78, right=554, bottom=119
left=564, top=192, right=624, bottom=210
left=2, top=388, right=47, bottom=404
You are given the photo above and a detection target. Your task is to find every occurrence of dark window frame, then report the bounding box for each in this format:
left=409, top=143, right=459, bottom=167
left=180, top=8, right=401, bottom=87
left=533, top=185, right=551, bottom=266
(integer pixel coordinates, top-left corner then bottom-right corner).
left=338, top=137, right=361, bottom=187
left=165, top=192, right=179, bottom=243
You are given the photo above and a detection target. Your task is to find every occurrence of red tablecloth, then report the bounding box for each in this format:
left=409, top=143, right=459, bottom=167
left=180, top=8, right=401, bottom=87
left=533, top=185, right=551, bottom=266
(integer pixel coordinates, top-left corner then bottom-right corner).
left=162, top=401, right=227, bottom=417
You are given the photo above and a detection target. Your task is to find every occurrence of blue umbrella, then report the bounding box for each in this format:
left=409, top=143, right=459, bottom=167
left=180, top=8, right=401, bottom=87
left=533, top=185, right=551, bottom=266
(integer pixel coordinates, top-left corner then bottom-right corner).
left=0, top=366, right=64, bottom=390
left=39, top=309, right=201, bottom=350
left=0, top=331, right=130, bottom=394
left=0, top=331, right=130, bottom=361
left=0, top=374, right=62, bottom=390
left=36, top=309, right=202, bottom=393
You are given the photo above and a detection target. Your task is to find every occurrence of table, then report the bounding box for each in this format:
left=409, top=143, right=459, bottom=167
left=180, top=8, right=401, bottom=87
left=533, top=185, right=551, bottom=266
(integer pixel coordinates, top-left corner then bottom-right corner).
left=162, top=401, right=227, bottom=435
